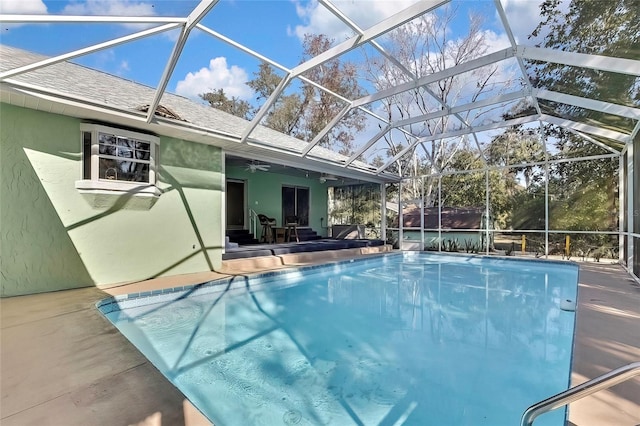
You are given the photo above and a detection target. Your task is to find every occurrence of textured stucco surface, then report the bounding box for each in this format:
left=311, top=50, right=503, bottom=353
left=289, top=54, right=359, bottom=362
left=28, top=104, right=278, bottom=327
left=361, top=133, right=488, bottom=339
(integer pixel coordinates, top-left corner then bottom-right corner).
left=1, top=104, right=224, bottom=296
left=0, top=104, right=94, bottom=296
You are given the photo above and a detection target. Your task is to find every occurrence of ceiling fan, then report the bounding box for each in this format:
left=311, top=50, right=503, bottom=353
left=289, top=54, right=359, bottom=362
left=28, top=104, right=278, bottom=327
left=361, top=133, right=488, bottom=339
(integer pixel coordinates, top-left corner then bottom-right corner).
left=245, top=162, right=270, bottom=173
left=319, top=173, right=338, bottom=183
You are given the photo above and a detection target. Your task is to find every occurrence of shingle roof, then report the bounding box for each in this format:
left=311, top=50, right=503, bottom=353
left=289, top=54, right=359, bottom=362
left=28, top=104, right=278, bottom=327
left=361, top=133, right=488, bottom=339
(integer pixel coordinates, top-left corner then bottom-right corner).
left=402, top=206, right=488, bottom=229
left=0, top=44, right=381, bottom=176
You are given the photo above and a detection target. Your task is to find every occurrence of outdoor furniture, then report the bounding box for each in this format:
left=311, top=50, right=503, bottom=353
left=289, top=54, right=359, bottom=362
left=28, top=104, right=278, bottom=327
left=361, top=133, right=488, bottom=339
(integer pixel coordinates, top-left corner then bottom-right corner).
left=285, top=215, right=299, bottom=242
left=274, top=227, right=286, bottom=243
left=258, top=214, right=276, bottom=243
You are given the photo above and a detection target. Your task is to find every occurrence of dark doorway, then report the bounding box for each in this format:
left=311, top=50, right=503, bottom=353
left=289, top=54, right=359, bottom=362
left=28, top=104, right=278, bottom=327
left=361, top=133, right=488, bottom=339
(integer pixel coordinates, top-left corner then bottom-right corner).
left=226, top=179, right=245, bottom=229
left=282, top=186, right=309, bottom=226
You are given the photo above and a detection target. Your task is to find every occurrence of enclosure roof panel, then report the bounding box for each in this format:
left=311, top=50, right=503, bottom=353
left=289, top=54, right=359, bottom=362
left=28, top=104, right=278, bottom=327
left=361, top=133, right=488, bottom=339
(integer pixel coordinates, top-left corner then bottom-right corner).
left=1, top=0, right=638, bottom=179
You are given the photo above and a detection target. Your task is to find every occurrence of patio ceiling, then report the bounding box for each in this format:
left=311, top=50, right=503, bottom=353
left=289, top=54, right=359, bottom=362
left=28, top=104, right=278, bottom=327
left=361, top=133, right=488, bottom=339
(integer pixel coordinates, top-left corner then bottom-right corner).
left=1, top=0, right=638, bottom=183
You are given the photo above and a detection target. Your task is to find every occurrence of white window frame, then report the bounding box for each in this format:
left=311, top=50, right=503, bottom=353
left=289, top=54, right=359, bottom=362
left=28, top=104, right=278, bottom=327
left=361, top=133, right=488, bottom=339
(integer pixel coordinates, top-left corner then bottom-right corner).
left=75, top=123, right=161, bottom=197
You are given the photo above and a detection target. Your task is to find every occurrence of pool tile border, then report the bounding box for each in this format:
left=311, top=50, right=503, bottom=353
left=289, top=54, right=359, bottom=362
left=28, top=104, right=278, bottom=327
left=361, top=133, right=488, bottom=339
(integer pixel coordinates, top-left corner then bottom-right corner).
left=96, top=252, right=397, bottom=314
left=97, top=251, right=578, bottom=314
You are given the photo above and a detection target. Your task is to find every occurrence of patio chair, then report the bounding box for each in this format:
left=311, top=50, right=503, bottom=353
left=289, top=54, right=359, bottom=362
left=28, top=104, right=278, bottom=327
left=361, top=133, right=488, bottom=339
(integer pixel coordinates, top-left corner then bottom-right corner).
left=284, top=215, right=299, bottom=242
left=258, top=214, right=276, bottom=243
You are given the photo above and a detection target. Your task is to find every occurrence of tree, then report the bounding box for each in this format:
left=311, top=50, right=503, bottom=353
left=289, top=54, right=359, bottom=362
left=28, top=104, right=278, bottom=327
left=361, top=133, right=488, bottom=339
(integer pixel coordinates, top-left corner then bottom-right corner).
left=199, top=89, right=252, bottom=120
left=529, top=0, right=635, bottom=232
left=531, top=0, right=639, bottom=110
left=486, top=126, right=545, bottom=191
left=247, top=62, right=304, bottom=135
left=361, top=6, right=515, bottom=203
left=298, top=34, right=366, bottom=155
left=200, top=34, right=366, bottom=155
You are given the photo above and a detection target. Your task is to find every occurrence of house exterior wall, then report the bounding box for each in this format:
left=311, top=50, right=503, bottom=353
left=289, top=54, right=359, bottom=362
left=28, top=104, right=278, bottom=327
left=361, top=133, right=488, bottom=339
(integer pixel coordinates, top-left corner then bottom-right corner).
left=0, top=104, right=224, bottom=297
left=226, top=166, right=329, bottom=236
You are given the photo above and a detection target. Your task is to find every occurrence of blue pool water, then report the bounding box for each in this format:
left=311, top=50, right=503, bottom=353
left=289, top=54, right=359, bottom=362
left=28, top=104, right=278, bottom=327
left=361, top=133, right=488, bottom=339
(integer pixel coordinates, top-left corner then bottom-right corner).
left=99, top=252, right=579, bottom=425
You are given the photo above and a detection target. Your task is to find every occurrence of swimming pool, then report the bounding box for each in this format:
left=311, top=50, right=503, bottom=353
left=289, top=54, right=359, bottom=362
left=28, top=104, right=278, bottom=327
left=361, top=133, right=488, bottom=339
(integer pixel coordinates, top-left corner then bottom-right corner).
left=98, top=252, right=579, bottom=425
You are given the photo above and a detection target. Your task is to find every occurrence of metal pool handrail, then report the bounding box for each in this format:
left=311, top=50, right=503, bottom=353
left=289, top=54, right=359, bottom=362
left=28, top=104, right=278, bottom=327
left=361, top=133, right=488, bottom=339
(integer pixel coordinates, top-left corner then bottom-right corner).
left=520, top=361, right=640, bottom=426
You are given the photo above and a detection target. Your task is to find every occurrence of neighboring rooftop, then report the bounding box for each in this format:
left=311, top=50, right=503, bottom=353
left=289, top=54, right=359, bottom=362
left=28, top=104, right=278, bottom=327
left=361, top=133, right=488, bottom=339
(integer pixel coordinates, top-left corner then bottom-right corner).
left=402, top=206, right=488, bottom=229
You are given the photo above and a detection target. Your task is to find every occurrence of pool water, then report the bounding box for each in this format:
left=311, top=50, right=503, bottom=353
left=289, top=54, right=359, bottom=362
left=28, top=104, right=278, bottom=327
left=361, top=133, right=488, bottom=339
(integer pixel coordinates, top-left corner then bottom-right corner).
left=99, top=252, right=579, bottom=425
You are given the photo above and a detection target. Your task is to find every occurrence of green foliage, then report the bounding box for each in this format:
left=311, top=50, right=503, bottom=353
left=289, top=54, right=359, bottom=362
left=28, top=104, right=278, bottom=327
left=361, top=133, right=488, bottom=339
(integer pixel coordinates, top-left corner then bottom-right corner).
left=328, top=183, right=381, bottom=227
left=200, top=34, right=365, bottom=155
left=510, top=189, right=546, bottom=230
left=199, top=89, right=252, bottom=120
left=532, top=0, right=639, bottom=114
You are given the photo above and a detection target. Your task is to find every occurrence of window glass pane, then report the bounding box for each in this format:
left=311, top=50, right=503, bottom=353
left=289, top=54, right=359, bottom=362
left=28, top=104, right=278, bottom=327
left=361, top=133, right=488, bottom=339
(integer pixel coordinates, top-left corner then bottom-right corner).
left=282, top=186, right=296, bottom=224
left=98, top=133, right=117, bottom=156
left=82, top=131, right=91, bottom=179
left=114, top=137, right=151, bottom=160
left=296, top=188, right=309, bottom=227
left=134, top=140, right=151, bottom=160
left=99, top=158, right=149, bottom=182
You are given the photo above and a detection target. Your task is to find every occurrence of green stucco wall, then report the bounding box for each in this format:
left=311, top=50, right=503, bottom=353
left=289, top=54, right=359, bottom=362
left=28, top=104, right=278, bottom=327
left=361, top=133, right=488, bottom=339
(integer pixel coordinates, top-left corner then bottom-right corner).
left=0, top=104, right=223, bottom=297
left=226, top=165, right=328, bottom=236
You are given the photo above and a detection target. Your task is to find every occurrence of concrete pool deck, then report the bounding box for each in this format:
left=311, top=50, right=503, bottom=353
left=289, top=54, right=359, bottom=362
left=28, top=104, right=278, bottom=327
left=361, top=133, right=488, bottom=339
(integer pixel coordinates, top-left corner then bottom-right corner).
left=1, top=256, right=639, bottom=425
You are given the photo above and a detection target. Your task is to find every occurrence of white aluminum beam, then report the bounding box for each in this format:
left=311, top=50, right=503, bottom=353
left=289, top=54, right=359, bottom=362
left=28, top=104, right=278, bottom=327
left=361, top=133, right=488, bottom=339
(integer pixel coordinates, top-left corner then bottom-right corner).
left=344, top=125, right=391, bottom=166
left=630, top=118, right=640, bottom=142
left=321, top=0, right=489, bottom=170
left=535, top=89, right=640, bottom=120
left=196, top=23, right=423, bottom=155
left=494, top=0, right=543, bottom=118
left=301, top=104, right=352, bottom=157
left=146, top=0, right=219, bottom=123
left=418, top=114, right=539, bottom=143
left=421, top=152, right=619, bottom=177
left=319, top=0, right=419, bottom=81
left=0, top=14, right=185, bottom=24
left=540, top=114, right=632, bottom=144
left=185, top=0, right=217, bottom=28
left=567, top=129, right=621, bottom=154
left=322, top=0, right=492, bottom=172
left=0, top=23, right=181, bottom=81
left=517, top=45, right=640, bottom=76
left=393, top=90, right=527, bottom=129
left=197, top=23, right=359, bottom=107
left=375, top=114, right=539, bottom=173
left=352, top=47, right=515, bottom=108
left=290, top=0, right=449, bottom=78
left=197, top=24, right=288, bottom=72
left=240, top=73, right=292, bottom=142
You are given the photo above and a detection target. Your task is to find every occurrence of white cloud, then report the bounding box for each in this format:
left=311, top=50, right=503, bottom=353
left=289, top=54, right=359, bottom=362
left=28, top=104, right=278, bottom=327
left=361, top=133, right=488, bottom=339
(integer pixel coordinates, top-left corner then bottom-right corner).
left=0, top=0, right=47, bottom=13
left=498, top=0, right=568, bottom=45
left=61, top=0, right=172, bottom=35
left=117, top=59, right=130, bottom=75
left=175, top=57, right=254, bottom=101
left=484, top=29, right=511, bottom=52
left=289, top=0, right=422, bottom=42
left=62, top=0, right=155, bottom=16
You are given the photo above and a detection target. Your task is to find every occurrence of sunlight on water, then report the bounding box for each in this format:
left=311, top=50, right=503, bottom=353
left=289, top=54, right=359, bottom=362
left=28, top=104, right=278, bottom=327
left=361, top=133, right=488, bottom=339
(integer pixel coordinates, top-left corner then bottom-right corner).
left=103, top=253, right=578, bottom=426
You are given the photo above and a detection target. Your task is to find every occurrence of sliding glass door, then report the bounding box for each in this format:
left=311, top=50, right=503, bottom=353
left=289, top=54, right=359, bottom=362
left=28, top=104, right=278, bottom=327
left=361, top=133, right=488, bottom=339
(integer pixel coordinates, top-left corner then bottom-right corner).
left=282, top=186, right=309, bottom=226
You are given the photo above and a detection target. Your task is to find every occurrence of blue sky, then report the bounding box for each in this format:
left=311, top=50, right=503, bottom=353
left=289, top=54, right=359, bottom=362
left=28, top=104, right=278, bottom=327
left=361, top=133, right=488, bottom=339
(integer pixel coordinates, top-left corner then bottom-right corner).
left=0, top=0, right=544, bottom=104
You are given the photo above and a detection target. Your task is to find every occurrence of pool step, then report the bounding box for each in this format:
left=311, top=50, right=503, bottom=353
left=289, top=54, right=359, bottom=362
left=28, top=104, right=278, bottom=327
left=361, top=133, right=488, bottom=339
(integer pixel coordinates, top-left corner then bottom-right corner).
left=226, top=229, right=259, bottom=245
